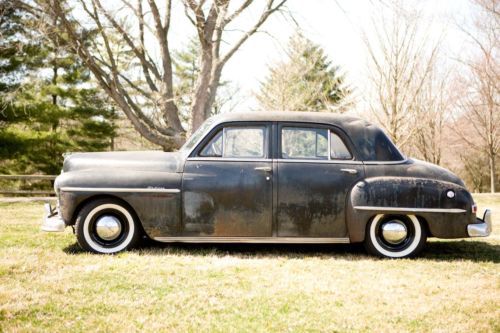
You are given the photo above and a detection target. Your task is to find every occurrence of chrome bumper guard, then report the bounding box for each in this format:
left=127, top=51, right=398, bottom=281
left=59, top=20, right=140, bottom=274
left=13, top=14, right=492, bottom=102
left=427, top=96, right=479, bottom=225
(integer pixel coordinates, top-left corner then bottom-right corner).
left=41, top=203, right=65, bottom=232
left=468, top=209, right=492, bottom=237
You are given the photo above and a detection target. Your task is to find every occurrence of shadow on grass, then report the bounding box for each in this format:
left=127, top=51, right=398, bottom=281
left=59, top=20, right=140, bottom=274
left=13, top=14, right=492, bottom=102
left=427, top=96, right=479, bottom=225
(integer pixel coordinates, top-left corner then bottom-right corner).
left=62, top=239, right=367, bottom=258
left=63, top=242, right=86, bottom=254
left=422, top=240, right=500, bottom=262
left=63, top=238, right=499, bottom=262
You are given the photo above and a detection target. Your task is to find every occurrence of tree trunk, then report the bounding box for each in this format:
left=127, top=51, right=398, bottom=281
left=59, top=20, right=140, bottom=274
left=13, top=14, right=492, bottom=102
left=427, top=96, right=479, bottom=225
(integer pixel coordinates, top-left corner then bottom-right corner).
left=191, top=54, right=212, bottom=131
left=190, top=53, right=222, bottom=132
left=490, top=151, right=496, bottom=193
left=158, top=90, right=184, bottom=133
left=38, top=0, right=288, bottom=148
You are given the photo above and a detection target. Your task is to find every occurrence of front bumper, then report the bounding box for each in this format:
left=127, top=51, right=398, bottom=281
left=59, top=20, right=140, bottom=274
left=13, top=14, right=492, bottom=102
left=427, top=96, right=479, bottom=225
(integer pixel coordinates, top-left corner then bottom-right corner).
left=467, top=209, right=492, bottom=237
left=41, top=203, right=65, bottom=232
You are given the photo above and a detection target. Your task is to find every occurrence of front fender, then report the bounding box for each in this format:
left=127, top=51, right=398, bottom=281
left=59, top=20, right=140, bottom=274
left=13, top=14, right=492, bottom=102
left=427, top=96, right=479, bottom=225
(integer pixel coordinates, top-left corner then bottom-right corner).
left=56, top=169, right=182, bottom=238
left=346, top=177, right=476, bottom=242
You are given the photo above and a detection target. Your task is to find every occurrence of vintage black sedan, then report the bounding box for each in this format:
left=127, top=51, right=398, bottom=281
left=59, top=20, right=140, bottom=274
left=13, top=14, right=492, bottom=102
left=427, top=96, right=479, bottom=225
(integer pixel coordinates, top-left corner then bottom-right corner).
left=42, top=112, right=492, bottom=257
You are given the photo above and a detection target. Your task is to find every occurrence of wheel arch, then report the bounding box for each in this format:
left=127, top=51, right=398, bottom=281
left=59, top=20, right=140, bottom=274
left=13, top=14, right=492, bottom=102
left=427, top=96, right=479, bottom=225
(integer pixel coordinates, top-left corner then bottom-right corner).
left=74, top=196, right=143, bottom=253
left=70, top=194, right=142, bottom=232
left=415, top=215, right=432, bottom=238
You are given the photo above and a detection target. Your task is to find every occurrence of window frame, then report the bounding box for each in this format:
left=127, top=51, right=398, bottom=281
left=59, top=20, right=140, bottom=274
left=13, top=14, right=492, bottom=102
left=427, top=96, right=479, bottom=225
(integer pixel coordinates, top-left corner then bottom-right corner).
left=222, top=126, right=267, bottom=158
left=280, top=126, right=329, bottom=160
left=192, top=122, right=271, bottom=160
left=198, top=130, right=223, bottom=157
left=278, top=123, right=355, bottom=162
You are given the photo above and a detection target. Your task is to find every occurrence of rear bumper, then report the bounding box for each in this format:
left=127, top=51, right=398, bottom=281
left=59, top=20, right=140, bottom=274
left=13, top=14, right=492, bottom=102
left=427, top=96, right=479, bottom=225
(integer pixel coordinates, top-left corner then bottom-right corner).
left=41, top=203, right=65, bottom=232
left=467, top=209, right=492, bottom=237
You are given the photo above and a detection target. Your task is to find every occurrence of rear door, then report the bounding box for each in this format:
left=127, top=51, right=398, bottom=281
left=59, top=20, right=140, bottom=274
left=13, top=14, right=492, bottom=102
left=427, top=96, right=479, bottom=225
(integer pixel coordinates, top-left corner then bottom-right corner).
left=276, top=123, right=364, bottom=237
left=182, top=123, right=273, bottom=237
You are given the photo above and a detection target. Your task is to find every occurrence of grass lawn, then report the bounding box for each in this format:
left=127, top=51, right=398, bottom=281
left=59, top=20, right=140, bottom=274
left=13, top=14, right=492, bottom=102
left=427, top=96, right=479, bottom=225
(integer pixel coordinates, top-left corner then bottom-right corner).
left=0, top=195, right=499, bottom=332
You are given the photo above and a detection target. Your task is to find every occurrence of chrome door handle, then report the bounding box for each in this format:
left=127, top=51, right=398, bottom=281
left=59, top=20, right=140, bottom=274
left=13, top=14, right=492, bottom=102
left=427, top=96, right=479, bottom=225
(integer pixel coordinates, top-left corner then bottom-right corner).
left=340, top=168, right=358, bottom=175
left=254, top=166, right=272, bottom=173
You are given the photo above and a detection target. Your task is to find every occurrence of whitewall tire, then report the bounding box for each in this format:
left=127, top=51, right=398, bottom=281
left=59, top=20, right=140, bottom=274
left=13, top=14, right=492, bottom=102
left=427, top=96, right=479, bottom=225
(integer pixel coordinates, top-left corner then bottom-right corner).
left=364, top=214, right=427, bottom=258
left=75, top=198, right=141, bottom=254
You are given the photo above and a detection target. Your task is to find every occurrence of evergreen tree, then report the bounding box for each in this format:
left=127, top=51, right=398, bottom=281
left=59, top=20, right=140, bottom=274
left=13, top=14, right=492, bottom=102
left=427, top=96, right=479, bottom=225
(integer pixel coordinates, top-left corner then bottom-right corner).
left=0, top=1, right=116, bottom=176
left=256, top=33, right=351, bottom=112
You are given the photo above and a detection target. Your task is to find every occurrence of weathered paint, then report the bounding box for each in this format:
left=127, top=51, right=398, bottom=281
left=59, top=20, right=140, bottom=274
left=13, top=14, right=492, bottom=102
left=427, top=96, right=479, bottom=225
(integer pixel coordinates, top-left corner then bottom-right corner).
left=181, top=160, right=273, bottom=237
left=57, top=169, right=182, bottom=238
left=346, top=176, right=475, bottom=242
left=277, top=161, right=364, bottom=237
left=54, top=111, right=480, bottom=243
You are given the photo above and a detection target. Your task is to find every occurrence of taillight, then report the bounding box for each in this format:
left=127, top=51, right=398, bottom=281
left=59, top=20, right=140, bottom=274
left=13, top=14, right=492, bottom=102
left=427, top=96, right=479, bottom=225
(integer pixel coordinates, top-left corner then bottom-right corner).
left=472, top=204, right=477, bottom=214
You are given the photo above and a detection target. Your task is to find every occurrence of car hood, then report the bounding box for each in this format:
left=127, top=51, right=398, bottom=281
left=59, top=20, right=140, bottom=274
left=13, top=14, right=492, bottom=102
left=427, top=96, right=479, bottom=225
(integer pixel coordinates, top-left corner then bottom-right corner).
left=62, top=151, right=185, bottom=173
left=406, top=158, right=465, bottom=187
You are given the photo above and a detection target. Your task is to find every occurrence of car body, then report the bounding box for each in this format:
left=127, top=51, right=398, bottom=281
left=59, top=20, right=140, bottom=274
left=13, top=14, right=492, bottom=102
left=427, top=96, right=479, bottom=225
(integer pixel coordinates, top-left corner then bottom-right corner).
left=42, top=111, right=492, bottom=257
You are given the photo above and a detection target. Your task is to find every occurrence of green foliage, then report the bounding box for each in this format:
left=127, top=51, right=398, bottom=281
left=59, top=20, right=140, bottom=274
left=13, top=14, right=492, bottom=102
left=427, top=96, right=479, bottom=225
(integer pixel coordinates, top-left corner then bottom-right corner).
left=0, top=1, right=116, bottom=175
left=257, top=33, right=351, bottom=112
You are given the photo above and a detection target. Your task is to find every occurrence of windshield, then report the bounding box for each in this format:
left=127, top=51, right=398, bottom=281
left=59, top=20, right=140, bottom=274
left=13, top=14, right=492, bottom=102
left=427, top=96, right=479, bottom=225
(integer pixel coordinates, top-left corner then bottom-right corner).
left=180, top=117, right=216, bottom=154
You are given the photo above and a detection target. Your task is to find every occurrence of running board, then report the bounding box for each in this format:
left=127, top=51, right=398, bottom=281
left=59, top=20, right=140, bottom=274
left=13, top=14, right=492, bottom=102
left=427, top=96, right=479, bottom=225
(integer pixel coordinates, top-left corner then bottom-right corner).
left=153, top=237, right=350, bottom=244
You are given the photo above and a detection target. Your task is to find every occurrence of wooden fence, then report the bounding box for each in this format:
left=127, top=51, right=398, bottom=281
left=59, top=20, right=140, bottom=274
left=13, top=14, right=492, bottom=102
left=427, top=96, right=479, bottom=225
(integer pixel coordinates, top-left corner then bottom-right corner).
left=0, top=175, right=56, bottom=196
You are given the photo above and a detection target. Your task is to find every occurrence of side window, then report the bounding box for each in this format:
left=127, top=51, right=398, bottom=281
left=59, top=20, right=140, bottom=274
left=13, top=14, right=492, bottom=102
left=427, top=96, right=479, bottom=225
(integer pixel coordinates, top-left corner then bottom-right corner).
left=330, top=132, right=352, bottom=159
left=199, top=130, right=222, bottom=157
left=281, top=126, right=353, bottom=160
left=281, top=127, right=328, bottom=159
left=199, top=126, right=266, bottom=158
left=224, top=127, right=265, bottom=158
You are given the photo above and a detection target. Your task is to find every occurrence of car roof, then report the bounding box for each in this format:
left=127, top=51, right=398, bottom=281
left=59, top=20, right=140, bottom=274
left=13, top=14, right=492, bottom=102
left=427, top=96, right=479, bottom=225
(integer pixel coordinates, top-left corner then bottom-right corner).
left=209, top=111, right=405, bottom=162
left=213, top=111, right=368, bottom=128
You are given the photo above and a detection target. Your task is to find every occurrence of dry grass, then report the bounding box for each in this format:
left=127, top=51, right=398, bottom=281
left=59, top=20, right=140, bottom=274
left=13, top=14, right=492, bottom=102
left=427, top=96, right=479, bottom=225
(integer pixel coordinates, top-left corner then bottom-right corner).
left=0, top=195, right=499, bottom=332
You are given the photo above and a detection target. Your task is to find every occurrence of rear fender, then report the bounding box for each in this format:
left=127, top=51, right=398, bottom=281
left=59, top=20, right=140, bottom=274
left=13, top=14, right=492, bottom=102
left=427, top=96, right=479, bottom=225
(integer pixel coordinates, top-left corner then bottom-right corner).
left=346, top=177, right=475, bottom=242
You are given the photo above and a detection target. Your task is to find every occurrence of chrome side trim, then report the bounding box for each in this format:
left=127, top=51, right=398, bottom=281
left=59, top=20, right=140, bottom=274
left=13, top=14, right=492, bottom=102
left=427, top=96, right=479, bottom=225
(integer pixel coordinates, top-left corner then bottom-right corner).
left=354, top=206, right=467, bottom=214
left=362, top=159, right=408, bottom=165
left=276, top=159, right=363, bottom=165
left=188, top=157, right=362, bottom=164
left=153, top=237, right=350, bottom=244
left=187, top=157, right=272, bottom=162
left=60, top=187, right=180, bottom=193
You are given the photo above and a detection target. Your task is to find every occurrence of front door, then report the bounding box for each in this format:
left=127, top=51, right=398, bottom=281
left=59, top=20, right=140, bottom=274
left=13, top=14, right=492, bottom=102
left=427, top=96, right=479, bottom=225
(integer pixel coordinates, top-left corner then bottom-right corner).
left=276, top=124, right=364, bottom=237
left=182, top=123, right=273, bottom=237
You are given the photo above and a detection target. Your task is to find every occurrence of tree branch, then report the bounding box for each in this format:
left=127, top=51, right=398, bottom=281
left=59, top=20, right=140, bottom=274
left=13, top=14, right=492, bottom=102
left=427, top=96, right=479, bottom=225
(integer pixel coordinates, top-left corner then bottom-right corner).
left=219, top=0, right=287, bottom=66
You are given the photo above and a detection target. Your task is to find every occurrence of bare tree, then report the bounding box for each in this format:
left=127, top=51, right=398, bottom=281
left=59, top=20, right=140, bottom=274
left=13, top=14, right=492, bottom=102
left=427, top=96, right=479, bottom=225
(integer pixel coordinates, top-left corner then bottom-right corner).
left=455, top=0, right=499, bottom=192
left=30, top=0, right=288, bottom=150
left=411, top=66, right=457, bottom=165
left=363, top=1, right=439, bottom=150
left=459, top=147, right=490, bottom=192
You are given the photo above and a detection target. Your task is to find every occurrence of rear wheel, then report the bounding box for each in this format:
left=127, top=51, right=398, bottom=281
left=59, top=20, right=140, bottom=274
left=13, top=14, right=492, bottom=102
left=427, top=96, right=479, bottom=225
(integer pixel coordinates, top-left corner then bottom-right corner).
left=364, top=214, right=427, bottom=258
left=75, top=198, right=141, bottom=254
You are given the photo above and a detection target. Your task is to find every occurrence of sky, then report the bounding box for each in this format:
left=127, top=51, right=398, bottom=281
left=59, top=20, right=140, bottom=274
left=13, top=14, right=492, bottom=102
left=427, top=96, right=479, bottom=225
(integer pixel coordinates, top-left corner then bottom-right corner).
left=168, top=0, right=473, bottom=112
left=89, top=0, right=476, bottom=113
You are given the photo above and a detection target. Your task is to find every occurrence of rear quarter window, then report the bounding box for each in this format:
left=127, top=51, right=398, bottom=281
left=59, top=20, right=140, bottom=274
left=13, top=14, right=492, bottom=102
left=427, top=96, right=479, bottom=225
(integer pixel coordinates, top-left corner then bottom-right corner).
left=356, top=128, right=405, bottom=161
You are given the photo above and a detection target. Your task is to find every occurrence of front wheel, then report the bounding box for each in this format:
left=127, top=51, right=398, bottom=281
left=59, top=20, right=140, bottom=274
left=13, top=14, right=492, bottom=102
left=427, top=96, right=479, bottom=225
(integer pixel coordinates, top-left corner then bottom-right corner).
left=75, top=198, right=141, bottom=254
left=364, top=214, right=427, bottom=258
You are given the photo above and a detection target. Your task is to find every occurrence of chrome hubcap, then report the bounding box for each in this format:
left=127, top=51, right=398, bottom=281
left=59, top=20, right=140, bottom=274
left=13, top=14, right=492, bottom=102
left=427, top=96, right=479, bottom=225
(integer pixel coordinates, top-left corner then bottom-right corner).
left=381, top=221, right=407, bottom=244
left=95, top=215, right=122, bottom=241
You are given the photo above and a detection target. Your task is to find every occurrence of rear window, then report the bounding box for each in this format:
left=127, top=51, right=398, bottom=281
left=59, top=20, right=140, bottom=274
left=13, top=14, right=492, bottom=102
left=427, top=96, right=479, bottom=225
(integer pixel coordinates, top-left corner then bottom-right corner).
left=353, top=127, right=405, bottom=161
